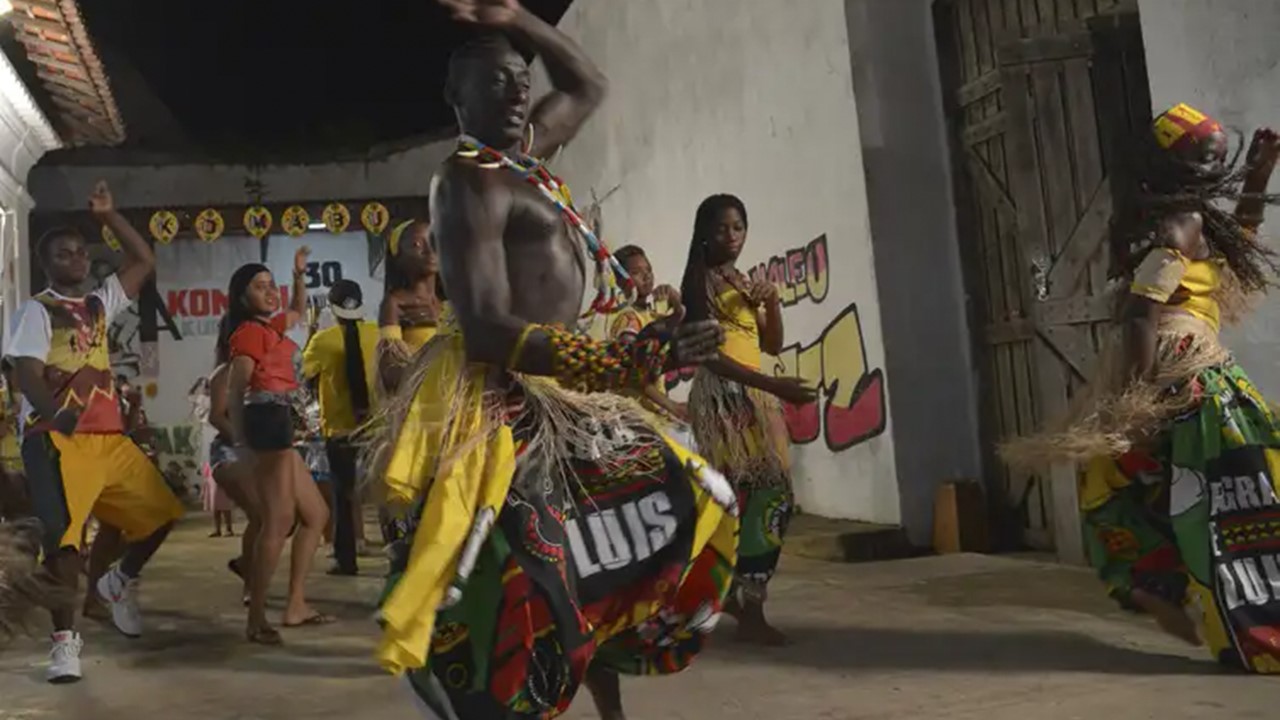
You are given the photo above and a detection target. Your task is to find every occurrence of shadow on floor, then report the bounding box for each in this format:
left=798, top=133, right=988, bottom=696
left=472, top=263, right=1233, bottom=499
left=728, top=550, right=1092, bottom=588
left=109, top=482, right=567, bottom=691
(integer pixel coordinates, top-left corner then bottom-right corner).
left=707, top=623, right=1220, bottom=676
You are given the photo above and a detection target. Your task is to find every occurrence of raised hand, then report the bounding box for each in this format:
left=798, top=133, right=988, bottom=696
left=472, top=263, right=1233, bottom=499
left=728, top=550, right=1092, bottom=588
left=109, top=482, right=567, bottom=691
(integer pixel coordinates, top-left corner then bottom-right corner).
left=293, top=245, right=312, bottom=275
left=88, top=180, right=113, bottom=216
left=438, top=0, right=520, bottom=27
left=653, top=284, right=682, bottom=310
left=647, top=305, right=723, bottom=367
left=1247, top=127, right=1280, bottom=173
left=669, top=320, right=724, bottom=367
left=748, top=278, right=780, bottom=307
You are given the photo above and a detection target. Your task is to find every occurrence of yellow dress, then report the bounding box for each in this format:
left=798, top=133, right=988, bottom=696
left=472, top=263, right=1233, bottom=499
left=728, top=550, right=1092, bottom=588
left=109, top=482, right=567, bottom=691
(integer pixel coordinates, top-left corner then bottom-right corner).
left=687, top=285, right=793, bottom=604
left=1012, top=245, right=1280, bottom=674
left=402, top=324, right=438, bottom=354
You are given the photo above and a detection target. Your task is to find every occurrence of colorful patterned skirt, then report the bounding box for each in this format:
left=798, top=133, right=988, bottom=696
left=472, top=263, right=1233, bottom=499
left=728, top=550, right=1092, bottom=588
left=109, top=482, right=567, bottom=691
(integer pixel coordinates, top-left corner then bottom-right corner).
left=688, top=369, right=793, bottom=602
left=370, top=334, right=738, bottom=719
left=1081, top=360, right=1280, bottom=671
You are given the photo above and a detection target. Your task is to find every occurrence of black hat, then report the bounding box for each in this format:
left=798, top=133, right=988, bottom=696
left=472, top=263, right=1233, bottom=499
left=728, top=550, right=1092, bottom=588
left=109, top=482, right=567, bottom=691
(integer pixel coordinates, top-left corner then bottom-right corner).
left=328, top=280, right=363, bottom=320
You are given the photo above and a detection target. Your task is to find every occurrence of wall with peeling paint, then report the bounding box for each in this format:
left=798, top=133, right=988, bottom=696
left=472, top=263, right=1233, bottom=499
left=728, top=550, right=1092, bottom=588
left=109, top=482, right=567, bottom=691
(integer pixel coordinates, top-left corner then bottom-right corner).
left=535, top=0, right=900, bottom=525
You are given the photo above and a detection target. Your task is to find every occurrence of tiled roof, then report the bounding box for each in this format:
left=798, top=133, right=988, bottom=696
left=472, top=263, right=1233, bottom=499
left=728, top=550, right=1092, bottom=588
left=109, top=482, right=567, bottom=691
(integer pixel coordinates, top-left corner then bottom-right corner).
left=10, top=0, right=124, bottom=146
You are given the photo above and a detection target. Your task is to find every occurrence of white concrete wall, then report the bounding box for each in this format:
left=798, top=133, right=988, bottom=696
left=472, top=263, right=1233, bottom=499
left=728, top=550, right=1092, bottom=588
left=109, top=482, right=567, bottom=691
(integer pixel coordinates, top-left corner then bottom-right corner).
left=1141, top=0, right=1280, bottom=399
left=537, top=0, right=900, bottom=524
left=0, top=51, right=60, bottom=347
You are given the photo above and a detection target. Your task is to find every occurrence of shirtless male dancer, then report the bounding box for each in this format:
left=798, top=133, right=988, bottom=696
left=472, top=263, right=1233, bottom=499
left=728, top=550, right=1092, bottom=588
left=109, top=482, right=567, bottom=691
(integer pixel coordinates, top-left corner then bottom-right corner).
left=371, top=1, right=736, bottom=718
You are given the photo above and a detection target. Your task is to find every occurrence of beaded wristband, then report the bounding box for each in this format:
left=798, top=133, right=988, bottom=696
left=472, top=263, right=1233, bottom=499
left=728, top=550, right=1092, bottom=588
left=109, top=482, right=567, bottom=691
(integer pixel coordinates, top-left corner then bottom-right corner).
left=541, top=325, right=670, bottom=394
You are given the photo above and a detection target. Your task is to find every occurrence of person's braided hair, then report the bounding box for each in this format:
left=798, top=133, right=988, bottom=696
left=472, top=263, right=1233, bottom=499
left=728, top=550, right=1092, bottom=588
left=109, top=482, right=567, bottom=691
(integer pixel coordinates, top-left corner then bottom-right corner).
left=1111, top=126, right=1280, bottom=294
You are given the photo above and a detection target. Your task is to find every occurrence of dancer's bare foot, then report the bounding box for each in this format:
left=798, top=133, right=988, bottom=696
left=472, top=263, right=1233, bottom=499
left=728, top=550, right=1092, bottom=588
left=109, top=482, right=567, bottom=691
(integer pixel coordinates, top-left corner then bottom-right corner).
left=733, top=599, right=790, bottom=647
left=723, top=595, right=743, bottom=620
left=247, top=623, right=282, bottom=646
left=1131, top=588, right=1201, bottom=646
left=584, top=664, right=626, bottom=720
left=209, top=530, right=222, bottom=538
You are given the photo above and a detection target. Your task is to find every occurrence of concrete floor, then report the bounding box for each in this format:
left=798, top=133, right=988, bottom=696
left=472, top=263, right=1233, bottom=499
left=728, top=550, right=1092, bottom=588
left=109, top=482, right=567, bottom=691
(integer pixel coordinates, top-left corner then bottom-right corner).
left=1, top=516, right=1278, bottom=720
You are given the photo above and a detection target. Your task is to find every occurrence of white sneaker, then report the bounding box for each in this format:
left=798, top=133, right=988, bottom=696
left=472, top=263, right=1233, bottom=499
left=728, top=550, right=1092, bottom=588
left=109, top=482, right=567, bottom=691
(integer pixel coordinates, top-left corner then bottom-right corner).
left=47, top=631, right=82, bottom=684
left=96, top=566, right=142, bottom=638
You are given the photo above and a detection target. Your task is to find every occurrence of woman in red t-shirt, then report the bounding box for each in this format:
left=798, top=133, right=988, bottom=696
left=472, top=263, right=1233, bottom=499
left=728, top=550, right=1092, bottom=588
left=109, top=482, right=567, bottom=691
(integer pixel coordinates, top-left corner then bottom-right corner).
left=221, top=250, right=333, bottom=645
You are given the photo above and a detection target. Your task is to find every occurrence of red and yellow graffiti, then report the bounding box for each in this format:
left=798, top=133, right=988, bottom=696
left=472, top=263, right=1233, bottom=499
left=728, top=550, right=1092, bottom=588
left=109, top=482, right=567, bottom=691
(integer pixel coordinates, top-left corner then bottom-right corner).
left=662, top=233, right=886, bottom=453
left=747, top=234, right=830, bottom=308
left=770, top=302, right=886, bottom=451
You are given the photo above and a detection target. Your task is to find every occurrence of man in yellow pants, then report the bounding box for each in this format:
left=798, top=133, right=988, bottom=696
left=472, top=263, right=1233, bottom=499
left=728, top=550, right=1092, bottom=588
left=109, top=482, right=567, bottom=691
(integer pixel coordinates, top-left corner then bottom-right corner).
left=6, top=181, right=184, bottom=683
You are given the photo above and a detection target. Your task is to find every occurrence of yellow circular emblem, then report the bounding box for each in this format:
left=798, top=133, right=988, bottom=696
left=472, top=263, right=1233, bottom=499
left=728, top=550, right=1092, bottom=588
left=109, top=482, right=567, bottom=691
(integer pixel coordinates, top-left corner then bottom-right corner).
left=243, top=206, right=273, bottom=239
left=322, top=203, right=350, bottom=233
left=195, top=209, right=224, bottom=243
left=148, top=210, right=179, bottom=245
left=281, top=206, right=310, bottom=237
left=360, top=202, right=389, bottom=234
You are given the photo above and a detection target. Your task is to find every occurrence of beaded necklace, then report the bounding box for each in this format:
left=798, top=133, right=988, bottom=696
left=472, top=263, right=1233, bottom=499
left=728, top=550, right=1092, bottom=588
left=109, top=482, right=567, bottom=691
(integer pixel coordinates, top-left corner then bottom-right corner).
left=455, top=135, right=634, bottom=317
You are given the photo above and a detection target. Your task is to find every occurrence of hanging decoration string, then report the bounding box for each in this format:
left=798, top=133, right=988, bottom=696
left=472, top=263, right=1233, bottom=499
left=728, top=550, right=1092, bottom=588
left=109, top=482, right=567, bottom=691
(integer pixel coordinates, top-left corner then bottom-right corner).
left=455, top=135, right=634, bottom=317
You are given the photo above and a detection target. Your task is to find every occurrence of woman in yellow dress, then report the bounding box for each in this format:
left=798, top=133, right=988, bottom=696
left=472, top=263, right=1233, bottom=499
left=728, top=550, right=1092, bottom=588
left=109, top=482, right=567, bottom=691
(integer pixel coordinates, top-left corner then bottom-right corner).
left=376, top=219, right=448, bottom=552
left=678, top=194, right=817, bottom=646
left=1005, top=104, right=1280, bottom=672
left=377, top=219, right=444, bottom=395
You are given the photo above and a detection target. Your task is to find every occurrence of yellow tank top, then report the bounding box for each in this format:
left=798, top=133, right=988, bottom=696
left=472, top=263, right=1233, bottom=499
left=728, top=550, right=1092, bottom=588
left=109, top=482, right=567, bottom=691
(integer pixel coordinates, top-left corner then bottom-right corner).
left=713, top=287, right=762, bottom=371
left=403, top=325, right=438, bottom=353
left=1129, top=247, right=1221, bottom=332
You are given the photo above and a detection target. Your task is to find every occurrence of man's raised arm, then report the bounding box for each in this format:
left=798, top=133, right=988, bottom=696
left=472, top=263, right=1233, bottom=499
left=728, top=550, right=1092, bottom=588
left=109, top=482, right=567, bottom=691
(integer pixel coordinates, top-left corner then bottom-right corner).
left=440, top=0, right=606, bottom=158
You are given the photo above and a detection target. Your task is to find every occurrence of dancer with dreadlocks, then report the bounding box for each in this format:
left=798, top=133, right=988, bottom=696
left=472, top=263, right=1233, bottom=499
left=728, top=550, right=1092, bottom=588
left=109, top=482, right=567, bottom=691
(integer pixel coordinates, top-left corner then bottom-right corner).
left=369, top=2, right=738, bottom=718
left=1004, top=103, right=1280, bottom=672
left=678, top=193, right=816, bottom=647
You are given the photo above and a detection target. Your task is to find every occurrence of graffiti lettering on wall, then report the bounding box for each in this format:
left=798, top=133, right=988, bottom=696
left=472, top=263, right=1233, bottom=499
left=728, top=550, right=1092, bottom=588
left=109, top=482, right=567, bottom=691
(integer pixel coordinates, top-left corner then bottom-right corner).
left=151, top=423, right=203, bottom=501
left=91, top=253, right=158, bottom=382
left=770, top=303, right=886, bottom=451
left=747, top=234, right=830, bottom=308
left=107, top=304, right=143, bottom=378
left=664, top=233, right=886, bottom=454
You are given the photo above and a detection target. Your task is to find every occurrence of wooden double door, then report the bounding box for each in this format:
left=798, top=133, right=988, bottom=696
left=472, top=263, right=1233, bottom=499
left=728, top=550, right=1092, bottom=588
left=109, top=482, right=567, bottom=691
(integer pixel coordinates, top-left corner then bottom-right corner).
left=933, top=0, right=1151, bottom=559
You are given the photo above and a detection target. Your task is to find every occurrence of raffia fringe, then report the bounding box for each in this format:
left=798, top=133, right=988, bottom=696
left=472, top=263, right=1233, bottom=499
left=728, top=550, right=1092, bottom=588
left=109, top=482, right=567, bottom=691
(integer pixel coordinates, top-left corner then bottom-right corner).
left=687, top=368, right=791, bottom=488
left=1000, top=312, right=1229, bottom=469
left=358, top=332, right=666, bottom=509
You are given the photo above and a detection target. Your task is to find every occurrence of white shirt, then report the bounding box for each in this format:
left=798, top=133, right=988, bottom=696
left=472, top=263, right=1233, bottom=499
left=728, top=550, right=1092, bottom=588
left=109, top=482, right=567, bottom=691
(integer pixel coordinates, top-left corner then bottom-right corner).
left=4, top=274, right=130, bottom=429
